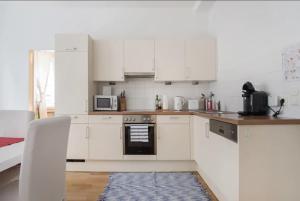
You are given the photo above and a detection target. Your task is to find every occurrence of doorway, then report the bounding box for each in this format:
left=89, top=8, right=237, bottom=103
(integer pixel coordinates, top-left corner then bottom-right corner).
left=28, top=50, right=55, bottom=118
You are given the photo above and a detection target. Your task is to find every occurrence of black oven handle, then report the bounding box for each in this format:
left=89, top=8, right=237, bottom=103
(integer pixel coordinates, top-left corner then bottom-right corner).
left=124, top=124, right=155, bottom=127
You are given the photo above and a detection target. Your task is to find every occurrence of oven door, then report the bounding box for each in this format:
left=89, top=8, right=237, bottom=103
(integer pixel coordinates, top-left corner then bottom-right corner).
left=124, top=123, right=155, bottom=155
left=94, top=97, right=112, bottom=111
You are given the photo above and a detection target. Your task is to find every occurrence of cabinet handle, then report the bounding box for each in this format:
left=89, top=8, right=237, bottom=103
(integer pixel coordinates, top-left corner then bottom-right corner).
left=205, top=122, right=209, bottom=138
left=103, top=116, right=112, bottom=120
left=120, top=126, right=123, bottom=140
left=169, top=116, right=179, bottom=120
left=64, top=48, right=77, bottom=51
left=85, top=126, right=89, bottom=139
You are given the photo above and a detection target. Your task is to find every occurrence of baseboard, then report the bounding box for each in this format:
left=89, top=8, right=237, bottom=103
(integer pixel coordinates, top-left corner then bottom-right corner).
left=66, top=160, right=197, bottom=172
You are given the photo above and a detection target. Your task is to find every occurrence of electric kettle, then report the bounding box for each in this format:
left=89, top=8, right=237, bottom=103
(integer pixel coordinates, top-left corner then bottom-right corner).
left=174, top=96, right=185, bottom=111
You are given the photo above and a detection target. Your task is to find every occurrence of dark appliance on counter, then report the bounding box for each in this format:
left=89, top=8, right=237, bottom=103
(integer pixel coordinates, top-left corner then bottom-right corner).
left=123, top=115, right=156, bottom=155
left=238, top=82, right=269, bottom=116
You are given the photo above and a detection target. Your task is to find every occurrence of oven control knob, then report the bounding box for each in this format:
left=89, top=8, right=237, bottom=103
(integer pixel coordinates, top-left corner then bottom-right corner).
left=143, top=117, right=147, bottom=121
left=132, top=118, right=136, bottom=121
left=125, top=117, right=128, bottom=121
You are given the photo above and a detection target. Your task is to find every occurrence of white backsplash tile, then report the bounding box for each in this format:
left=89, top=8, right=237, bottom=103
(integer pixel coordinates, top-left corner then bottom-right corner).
left=95, top=78, right=210, bottom=110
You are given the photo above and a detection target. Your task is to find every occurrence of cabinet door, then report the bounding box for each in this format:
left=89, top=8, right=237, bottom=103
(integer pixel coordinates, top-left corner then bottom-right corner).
left=195, top=116, right=238, bottom=201
left=55, top=52, right=88, bottom=114
left=192, top=116, right=206, bottom=162
left=67, top=124, right=88, bottom=159
left=157, top=122, right=190, bottom=160
left=124, top=40, right=155, bottom=74
left=93, top=40, right=124, bottom=81
left=193, top=116, right=210, bottom=166
left=88, top=123, right=123, bottom=160
left=185, top=39, right=216, bottom=81
left=55, top=34, right=89, bottom=52
left=155, top=40, right=185, bottom=81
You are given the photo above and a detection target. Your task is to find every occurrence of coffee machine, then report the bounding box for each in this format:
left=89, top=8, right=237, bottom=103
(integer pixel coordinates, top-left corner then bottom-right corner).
left=238, top=82, right=269, bottom=116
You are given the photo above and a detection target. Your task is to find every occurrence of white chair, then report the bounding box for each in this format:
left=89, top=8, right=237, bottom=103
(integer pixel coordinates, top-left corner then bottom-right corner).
left=0, top=116, right=71, bottom=201
left=0, top=110, right=35, bottom=138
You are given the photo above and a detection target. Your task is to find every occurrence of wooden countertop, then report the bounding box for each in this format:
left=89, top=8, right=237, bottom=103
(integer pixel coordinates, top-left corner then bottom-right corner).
left=89, top=110, right=300, bottom=125
left=89, top=110, right=193, bottom=115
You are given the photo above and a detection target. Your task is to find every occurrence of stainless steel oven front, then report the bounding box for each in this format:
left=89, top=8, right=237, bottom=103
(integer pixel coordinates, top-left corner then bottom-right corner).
left=123, top=115, right=156, bottom=155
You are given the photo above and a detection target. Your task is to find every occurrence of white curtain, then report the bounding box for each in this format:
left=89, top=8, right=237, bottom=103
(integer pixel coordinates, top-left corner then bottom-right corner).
left=34, top=51, right=53, bottom=119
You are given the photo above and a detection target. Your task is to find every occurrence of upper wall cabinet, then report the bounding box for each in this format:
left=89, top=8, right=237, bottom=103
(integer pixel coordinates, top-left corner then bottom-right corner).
left=155, top=40, right=186, bottom=81
left=185, top=39, right=216, bottom=81
left=93, top=40, right=124, bottom=81
left=55, top=34, right=89, bottom=52
left=124, top=40, right=155, bottom=75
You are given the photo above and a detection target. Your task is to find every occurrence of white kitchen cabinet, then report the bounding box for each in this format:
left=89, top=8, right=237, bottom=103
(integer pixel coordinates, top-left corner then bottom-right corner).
left=55, top=34, right=89, bottom=52
left=193, top=116, right=238, bottom=201
left=88, top=115, right=123, bottom=160
left=157, top=115, right=190, bottom=160
left=67, top=123, right=89, bottom=160
left=93, top=40, right=124, bottom=81
left=207, top=129, right=238, bottom=201
left=154, top=40, right=185, bottom=81
left=124, top=40, right=155, bottom=74
left=185, top=39, right=216, bottom=81
left=191, top=116, right=209, bottom=163
left=55, top=51, right=88, bottom=114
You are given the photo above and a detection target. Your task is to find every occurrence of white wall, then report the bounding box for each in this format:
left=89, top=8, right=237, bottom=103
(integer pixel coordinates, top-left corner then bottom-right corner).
left=1, top=1, right=300, bottom=117
left=209, top=1, right=300, bottom=117
left=0, top=1, right=211, bottom=109
left=96, top=78, right=209, bottom=110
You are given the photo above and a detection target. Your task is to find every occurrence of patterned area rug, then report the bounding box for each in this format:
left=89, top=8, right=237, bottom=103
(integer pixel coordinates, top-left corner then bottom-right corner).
left=99, top=172, right=211, bottom=201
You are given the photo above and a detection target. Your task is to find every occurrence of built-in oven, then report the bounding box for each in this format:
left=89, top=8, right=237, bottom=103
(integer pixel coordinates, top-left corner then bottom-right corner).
left=94, top=95, right=118, bottom=111
left=123, top=115, right=156, bottom=155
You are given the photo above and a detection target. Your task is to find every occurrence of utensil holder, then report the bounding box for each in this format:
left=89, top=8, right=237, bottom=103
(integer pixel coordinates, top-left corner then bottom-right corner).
left=120, top=97, right=126, bottom=111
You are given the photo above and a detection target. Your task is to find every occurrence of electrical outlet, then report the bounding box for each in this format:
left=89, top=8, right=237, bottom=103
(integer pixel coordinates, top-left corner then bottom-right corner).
left=268, top=95, right=280, bottom=107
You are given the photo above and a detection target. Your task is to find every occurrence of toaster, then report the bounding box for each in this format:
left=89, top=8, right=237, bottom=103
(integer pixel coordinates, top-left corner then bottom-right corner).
left=188, top=99, right=199, bottom=110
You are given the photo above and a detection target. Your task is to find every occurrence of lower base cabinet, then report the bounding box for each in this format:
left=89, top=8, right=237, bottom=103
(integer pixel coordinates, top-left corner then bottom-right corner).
left=157, top=115, right=191, bottom=160
left=88, top=115, right=123, bottom=160
left=67, top=124, right=89, bottom=160
left=192, top=116, right=239, bottom=201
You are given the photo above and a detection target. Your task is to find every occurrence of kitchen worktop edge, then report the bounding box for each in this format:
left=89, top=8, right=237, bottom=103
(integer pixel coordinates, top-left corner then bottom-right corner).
left=88, top=111, right=300, bottom=125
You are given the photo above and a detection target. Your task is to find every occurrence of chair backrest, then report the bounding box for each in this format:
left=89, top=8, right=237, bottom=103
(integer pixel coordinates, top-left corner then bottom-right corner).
left=19, top=116, right=71, bottom=201
left=0, top=110, right=35, bottom=138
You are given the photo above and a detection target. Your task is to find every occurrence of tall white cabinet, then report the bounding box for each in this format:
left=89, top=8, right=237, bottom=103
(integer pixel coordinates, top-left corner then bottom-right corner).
left=55, top=34, right=93, bottom=159
left=55, top=34, right=93, bottom=115
left=55, top=52, right=88, bottom=114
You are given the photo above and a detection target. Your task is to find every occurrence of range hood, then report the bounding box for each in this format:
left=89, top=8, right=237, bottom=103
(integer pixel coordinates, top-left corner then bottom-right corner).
left=124, top=72, right=155, bottom=78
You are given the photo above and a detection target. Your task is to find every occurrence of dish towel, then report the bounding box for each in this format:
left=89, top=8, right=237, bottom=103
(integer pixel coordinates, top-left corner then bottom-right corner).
left=129, top=124, right=149, bottom=143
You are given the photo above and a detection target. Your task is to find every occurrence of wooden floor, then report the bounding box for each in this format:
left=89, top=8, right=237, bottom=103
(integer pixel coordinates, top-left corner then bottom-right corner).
left=66, top=172, right=109, bottom=201
left=66, top=172, right=218, bottom=201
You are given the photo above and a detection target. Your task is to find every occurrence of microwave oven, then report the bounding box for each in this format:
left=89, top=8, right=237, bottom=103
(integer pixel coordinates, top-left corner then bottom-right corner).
left=94, top=95, right=119, bottom=111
